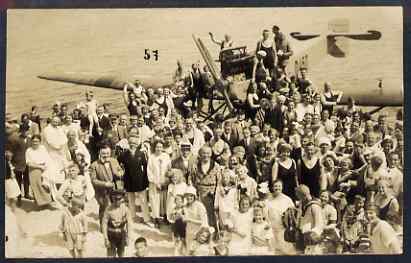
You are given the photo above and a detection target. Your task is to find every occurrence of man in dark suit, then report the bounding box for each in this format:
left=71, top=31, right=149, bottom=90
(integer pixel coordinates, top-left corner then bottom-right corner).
left=93, top=105, right=112, bottom=138
left=222, top=120, right=241, bottom=148
left=238, top=127, right=257, bottom=157
left=90, top=106, right=112, bottom=161
left=117, top=133, right=153, bottom=227
left=107, top=114, right=124, bottom=145
left=171, top=143, right=196, bottom=184
left=6, top=123, right=32, bottom=203
left=90, top=145, right=124, bottom=227
left=266, top=95, right=286, bottom=134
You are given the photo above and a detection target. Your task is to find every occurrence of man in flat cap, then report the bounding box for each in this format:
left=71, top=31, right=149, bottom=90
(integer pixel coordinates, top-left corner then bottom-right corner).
left=172, top=143, right=196, bottom=185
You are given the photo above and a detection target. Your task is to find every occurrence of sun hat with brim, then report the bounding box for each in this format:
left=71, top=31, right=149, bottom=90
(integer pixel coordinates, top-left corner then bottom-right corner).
left=184, top=186, right=197, bottom=196
left=319, top=137, right=332, bottom=147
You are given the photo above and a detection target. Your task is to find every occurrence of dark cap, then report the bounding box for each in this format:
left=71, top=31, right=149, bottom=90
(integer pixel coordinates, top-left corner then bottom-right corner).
left=181, top=143, right=191, bottom=150
left=109, top=113, right=119, bottom=119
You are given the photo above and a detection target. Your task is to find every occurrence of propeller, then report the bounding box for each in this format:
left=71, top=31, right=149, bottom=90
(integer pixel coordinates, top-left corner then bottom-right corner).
left=192, top=34, right=234, bottom=112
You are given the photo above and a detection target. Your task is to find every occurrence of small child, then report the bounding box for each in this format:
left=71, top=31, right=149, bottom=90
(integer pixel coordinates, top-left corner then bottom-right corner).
left=189, top=226, right=215, bottom=256
left=84, top=90, right=100, bottom=137
left=214, top=169, right=238, bottom=227
left=340, top=204, right=363, bottom=253
left=168, top=194, right=187, bottom=256
left=102, top=190, right=131, bottom=258
left=59, top=197, right=87, bottom=258
left=58, top=163, right=88, bottom=207
left=166, top=169, right=187, bottom=222
left=5, top=150, right=21, bottom=210
left=250, top=206, right=274, bottom=255
left=134, top=237, right=149, bottom=257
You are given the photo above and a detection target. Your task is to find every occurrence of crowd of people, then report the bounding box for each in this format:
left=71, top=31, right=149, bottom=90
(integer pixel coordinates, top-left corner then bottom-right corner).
left=5, top=25, right=403, bottom=257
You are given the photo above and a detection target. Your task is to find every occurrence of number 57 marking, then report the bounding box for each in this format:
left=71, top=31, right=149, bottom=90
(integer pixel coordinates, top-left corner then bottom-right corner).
left=144, top=49, right=159, bottom=61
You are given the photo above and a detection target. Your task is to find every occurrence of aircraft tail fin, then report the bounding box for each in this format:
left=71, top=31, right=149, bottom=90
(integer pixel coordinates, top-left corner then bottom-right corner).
left=327, top=18, right=350, bottom=57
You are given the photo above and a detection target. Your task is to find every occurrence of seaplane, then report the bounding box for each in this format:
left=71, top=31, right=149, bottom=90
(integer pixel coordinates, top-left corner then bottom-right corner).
left=38, top=19, right=403, bottom=121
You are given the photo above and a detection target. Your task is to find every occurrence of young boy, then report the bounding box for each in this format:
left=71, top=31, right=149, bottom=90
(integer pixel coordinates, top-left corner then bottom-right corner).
left=59, top=198, right=87, bottom=258
left=102, top=189, right=131, bottom=257
left=84, top=90, right=101, bottom=137
left=168, top=194, right=186, bottom=256
left=134, top=237, right=149, bottom=257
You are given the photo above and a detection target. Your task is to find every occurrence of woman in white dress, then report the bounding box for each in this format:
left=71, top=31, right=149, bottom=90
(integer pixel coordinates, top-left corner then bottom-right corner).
left=147, top=140, right=171, bottom=226
left=42, top=116, right=69, bottom=188
left=25, top=134, right=53, bottom=207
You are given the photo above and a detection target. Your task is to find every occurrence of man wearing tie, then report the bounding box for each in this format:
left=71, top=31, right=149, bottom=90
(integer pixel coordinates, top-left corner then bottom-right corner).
left=239, top=127, right=256, bottom=157
left=117, top=133, right=153, bottom=227
left=108, top=114, right=125, bottom=145
left=93, top=105, right=112, bottom=138
left=171, top=143, right=196, bottom=184
left=90, top=145, right=124, bottom=227
left=90, top=106, right=112, bottom=161
left=222, top=120, right=241, bottom=148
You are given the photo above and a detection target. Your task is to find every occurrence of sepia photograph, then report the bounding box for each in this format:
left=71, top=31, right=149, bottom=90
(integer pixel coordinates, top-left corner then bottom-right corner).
left=4, top=6, right=404, bottom=258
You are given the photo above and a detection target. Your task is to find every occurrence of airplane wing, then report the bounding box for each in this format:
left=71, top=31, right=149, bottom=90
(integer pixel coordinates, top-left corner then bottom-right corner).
left=38, top=72, right=126, bottom=90
left=38, top=72, right=173, bottom=90
left=290, top=32, right=321, bottom=41
left=326, top=30, right=382, bottom=58
left=328, top=30, right=382, bottom=40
